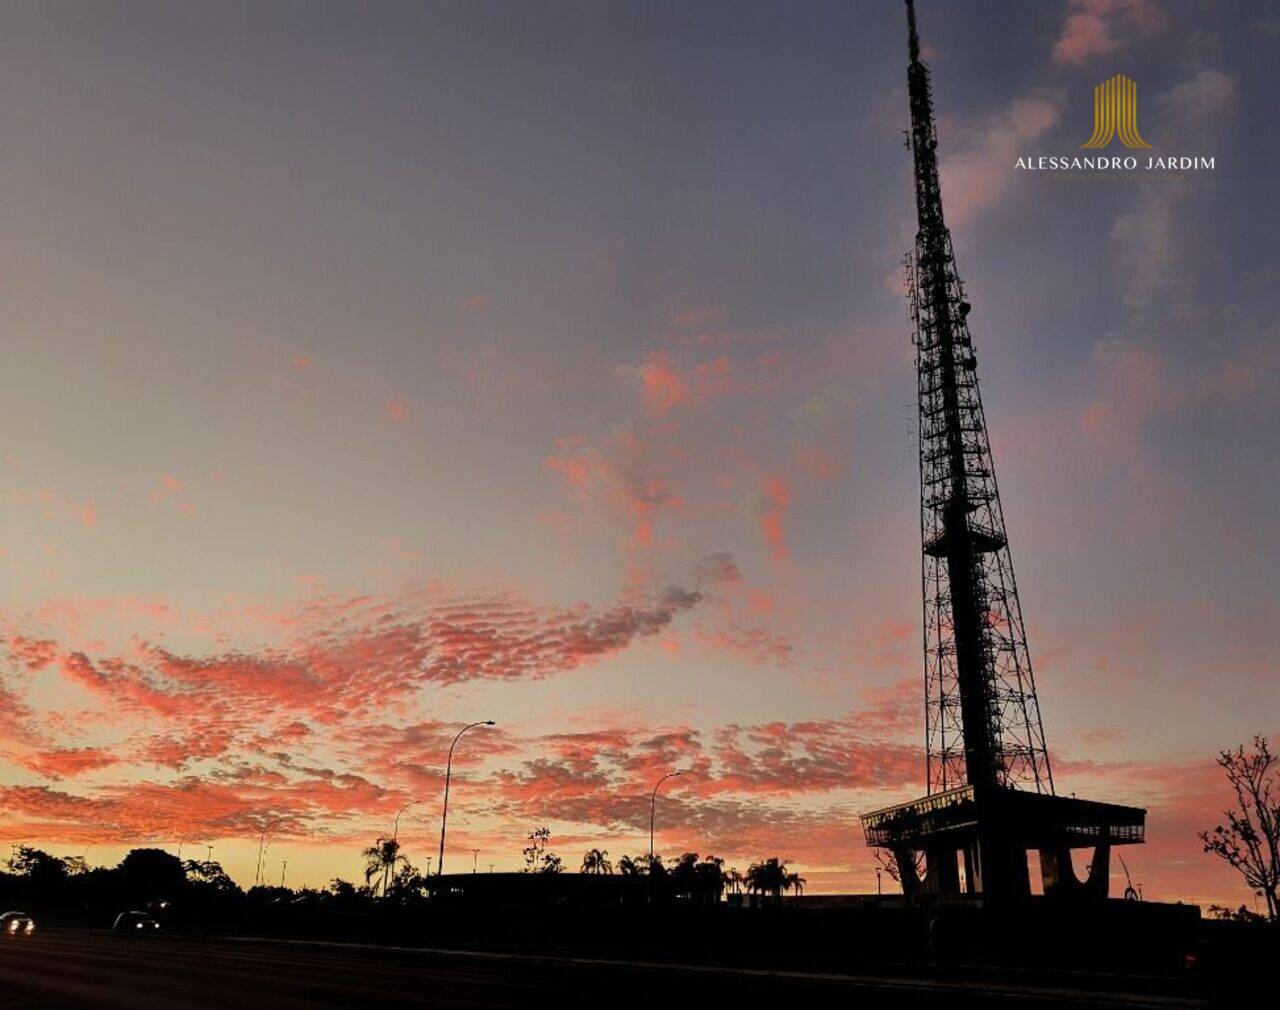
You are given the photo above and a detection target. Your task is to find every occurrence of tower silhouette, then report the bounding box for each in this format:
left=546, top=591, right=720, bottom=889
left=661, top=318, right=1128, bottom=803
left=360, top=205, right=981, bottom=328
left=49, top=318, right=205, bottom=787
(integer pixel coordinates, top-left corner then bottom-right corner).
left=861, top=1, right=1146, bottom=901
left=903, top=0, right=1050, bottom=799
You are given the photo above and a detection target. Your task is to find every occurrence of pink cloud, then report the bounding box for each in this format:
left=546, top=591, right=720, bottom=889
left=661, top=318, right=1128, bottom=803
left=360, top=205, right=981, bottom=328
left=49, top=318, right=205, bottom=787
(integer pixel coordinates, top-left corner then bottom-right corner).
left=695, top=621, right=794, bottom=666
left=386, top=396, right=410, bottom=423
left=758, top=476, right=791, bottom=563
left=9, top=489, right=100, bottom=530
left=939, top=96, right=1062, bottom=230
left=637, top=351, right=688, bottom=415
left=544, top=443, right=683, bottom=551
left=622, top=350, right=743, bottom=417
left=1052, top=0, right=1166, bottom=67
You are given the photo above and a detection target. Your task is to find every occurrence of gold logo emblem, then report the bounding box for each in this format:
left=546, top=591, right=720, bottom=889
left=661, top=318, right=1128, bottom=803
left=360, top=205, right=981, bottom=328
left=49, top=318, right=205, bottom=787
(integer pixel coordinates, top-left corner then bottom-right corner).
left=1081, top=74, right=1152, bottom=150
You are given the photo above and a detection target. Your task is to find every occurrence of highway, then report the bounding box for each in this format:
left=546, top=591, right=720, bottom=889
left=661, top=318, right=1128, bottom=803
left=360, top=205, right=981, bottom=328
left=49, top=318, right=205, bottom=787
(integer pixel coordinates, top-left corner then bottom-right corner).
left=0, top=928, right=1206, bottom=1008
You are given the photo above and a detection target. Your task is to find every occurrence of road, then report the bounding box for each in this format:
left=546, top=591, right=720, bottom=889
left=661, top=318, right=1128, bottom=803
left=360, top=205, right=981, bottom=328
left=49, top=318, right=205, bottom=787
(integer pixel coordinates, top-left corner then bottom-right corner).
left=0, top=929, right=1205, bottom=1008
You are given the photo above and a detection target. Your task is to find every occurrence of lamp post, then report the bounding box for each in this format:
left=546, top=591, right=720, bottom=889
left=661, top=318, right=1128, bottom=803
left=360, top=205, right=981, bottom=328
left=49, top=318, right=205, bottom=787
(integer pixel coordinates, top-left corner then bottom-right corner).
left=649, top=770, right=684, bottom=863
left=385, top=799, right=420, bottom=895
left=253, top=819, right=280, bottom=888
left=437, top=721, right=495, bottom=877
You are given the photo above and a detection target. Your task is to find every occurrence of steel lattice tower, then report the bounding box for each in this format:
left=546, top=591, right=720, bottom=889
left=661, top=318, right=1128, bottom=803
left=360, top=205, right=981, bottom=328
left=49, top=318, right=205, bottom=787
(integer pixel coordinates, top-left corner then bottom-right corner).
left=860, top=4, right=1145, bottom=902
left=903, top=0, right=1052, bottom=797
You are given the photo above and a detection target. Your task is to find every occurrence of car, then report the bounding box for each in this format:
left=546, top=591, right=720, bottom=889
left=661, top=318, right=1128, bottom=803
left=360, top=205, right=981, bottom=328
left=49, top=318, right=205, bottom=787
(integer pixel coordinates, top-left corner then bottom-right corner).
left=112, top=911, right=161, bottom=935
left=0, top=912, right=35, bottom=936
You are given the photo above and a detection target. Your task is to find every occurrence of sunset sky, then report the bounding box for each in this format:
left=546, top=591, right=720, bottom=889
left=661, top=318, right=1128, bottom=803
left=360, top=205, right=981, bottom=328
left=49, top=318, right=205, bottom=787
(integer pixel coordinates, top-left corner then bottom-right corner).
left=1, top=0, right=1276, bottom=906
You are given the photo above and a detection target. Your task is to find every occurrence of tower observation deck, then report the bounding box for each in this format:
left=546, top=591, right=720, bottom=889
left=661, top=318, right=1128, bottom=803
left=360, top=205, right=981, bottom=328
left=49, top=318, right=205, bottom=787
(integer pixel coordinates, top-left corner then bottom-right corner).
left=860, top=1, right=1145, bottom=901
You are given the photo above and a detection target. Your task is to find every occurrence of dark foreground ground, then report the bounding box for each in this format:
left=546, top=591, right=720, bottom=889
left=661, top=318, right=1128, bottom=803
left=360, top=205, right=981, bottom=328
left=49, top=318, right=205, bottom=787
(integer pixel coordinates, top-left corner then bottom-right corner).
left=0, top=927, right=1210, bottom=1009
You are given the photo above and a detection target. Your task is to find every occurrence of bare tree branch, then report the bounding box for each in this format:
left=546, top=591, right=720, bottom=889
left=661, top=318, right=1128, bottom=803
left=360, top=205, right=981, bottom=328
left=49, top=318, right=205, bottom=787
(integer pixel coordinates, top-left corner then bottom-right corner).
left=1200, top=734, right=1280, bottom=922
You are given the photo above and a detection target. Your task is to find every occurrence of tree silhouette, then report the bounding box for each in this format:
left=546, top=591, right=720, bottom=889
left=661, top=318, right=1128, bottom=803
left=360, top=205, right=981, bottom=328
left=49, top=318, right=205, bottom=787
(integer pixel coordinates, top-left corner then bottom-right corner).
left=361, top=837, right=405, bottom=896
left=580, top=848, right=613, bottom=875
left=616, top=855, right=642, bottom=877
left=521, top=827, right=561, bottom=873
left=183, top=859, right=237, bottom=894
left=538, top=853, right=563, bottom=874
left=7, top=846, right=69, bottom=888
left=694, top=855, right=725, bottom=905
left=785, top=870, right=807, bottom=901
left=745, top=857, right=789, bottom=903
left=874, top=848, right=924, bottom=892
left=668, top=853, right=724, bottom=904
left=642, top=853, right=666, bottom=878
left=1200, top=734, right=1279, bottom=922
left=117, top=848, right=187, bottom=899
left=384, top=860, right=425, bottom=900
left=522, top=827, right=550, bottom=873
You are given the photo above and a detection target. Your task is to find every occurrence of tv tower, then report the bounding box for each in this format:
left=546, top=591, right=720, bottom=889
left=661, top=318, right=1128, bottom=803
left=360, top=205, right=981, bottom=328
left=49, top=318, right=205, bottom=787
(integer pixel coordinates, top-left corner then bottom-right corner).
left=905, top=0, right=1050, bottom=797
left=861, top=1, right=1146, bottom=901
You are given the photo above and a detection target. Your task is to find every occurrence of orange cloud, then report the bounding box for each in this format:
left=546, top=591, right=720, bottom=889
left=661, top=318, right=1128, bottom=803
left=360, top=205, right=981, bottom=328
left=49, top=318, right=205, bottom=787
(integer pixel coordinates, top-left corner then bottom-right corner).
left=19, top=747, right=119, bottom=778
left=758, top=476, right=791, bottom=563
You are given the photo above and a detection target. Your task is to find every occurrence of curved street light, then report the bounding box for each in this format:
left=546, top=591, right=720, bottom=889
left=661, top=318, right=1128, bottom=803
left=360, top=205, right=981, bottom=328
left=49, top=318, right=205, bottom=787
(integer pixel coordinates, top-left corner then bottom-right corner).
left=253, top=818, right=281, bottom=888
left=437, top=721, right=495, bottom=877
left=392, top=799, right=419, bottom=846
left=649, top=770, right=685, bottom=862
left=384, top=799, right=420, bottom=895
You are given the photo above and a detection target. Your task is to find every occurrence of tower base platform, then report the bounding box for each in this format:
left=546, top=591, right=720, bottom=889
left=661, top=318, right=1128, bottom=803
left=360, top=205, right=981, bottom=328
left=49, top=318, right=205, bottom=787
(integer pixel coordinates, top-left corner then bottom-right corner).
left=861, top=783, right=1146, bottom=901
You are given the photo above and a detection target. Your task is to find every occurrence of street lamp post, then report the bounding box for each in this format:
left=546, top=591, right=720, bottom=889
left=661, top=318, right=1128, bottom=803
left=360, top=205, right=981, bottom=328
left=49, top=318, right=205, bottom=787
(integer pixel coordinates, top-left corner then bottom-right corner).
left=649, top=770, right=684, bottom=863
left=385, top=799, right=420, bottom=895
left=253, top=819, right=280, bottom=888
left=436, top=721, right=495, bottom=877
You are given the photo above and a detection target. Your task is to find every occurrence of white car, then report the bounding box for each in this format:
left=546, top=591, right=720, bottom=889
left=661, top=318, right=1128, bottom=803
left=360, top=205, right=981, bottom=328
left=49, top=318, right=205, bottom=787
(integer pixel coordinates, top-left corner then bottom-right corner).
left=0, top=912, right=35, bottom=936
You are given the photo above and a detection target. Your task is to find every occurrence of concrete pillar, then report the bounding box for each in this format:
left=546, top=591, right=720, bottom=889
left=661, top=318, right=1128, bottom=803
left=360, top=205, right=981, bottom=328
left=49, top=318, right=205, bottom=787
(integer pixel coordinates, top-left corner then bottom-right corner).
left=893, top=847, right=921, bottom=898
left=924, top=843, right=960, bottom=894
left=1041, top=839, right=1110, bottom=900
left=1084, top=836, right=1111, bottom=899
left=1039, top=844, right=1074, bottom=897
left=974, top=833, right=1029, bottom=898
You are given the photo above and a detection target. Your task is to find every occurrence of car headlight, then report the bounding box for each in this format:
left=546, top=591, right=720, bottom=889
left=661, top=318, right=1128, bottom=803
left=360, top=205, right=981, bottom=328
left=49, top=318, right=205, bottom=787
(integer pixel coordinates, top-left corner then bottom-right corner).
left=136, top=922, right=143, bottom=929
left=7, top=921, right=17, bottom=933
left=24, top=922, right=33, bottom=933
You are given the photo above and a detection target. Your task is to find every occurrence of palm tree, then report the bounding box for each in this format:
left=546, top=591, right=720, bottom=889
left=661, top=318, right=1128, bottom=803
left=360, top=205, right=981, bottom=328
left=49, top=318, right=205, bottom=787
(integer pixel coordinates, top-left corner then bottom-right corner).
left=617, top=855, right=642, bottom=877
left=580, top=848, right=613, bottom=875
left=361, top=837, right=405, bottom=896
left=695, top=855, right=725, bottom=905
left=745, top=857, right=788, bottom=904
left=725, top=867, right=743, bottom=896
left=785, top=870, right=807, bottom=901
